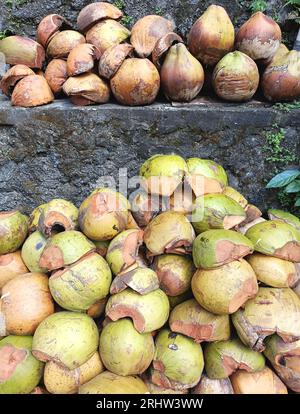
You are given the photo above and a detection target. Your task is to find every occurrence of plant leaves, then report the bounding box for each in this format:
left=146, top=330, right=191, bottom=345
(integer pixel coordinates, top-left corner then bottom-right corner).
left=266, top=169, right=300, bottom=189
left=285, top=180, right=300, bottom=193
left=295, top=197, right=300, bottom=207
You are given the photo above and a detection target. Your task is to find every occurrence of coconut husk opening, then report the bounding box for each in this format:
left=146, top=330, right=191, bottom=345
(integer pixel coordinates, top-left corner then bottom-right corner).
left=169, top=320, right=213, bottom=343
left=106, top=304, right=146, bottom=333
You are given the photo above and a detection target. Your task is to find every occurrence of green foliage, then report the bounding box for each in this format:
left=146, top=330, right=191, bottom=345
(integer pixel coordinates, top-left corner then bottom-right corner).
left=121, top=15, right=134, bottom=27
left=263, top=125, right=296, bottom=165
left=0, top=31, right=8, bottom=40
left=267, top=168, right=300, bottom=210
left=274, top=100, right=300, bottom=113
left=285, top=0, right=300, bottom=24
left=155, top=7, right=163, bottom=15
left=6, top=0, right=28, bottom=6
left=249, top=0, right=267, bottom=13
left=113, top=0, right=125, bottom=10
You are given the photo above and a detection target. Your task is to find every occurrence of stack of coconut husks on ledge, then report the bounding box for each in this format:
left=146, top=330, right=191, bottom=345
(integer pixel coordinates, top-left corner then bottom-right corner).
left=0, top=154, right=300, bottom=394
left=0, top=2, right=300, bottom=107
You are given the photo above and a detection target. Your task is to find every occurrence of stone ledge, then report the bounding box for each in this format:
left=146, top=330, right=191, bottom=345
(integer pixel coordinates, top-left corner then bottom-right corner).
left=0, top=95, right=299, bottom=213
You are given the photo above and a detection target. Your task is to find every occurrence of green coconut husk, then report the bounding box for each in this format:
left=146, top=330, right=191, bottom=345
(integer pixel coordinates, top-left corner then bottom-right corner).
left=186, top=158, right=228, bottom=197
left=79, top=188, right=130, bottom=241
left=32, top=311, right=99, bottom=369
left=140, top=154, right=187, bottom=197
left=264, top=335, right=300, bottom=393
left=39, top=230, right=95, bottom=271
left=192, top=259, right=258, bottom=315
left=0, top=211, right=28, bottom=255
left=0, top=335, right=44, bottom=394
left=21, top=231, right=47, bottom=273
left=106, top=229, right=144, bottom=276
left=110, top=267, right=159, bottom=295
left=49, top=252, right=112, bottom=311
left=245, top=220, right=300, bottom=262
left=152, top=254, right=195, bottom=296
left=230, top=367, right=288, bottom=394
left=223, top=186, right=248, bottom=208
left=79, top=371, right=149, bottom=394
left=38, top=198, right=79, bottom=236
left=204, top=338, right=265, bottom=379
left=105, top=288, right=170, bottom=333
left=151, top=329, right=204, bottom=390
left=192, top=374, right=234, bottom=394
left=99, top=319, right=154, bottom=376
left=144, top=211, right=195, bottom=256
left=268, top=209, right=300, bottom=232
left=192, top=194, right=246, bottom=234
left=44, top=352, right=104, bottom=394
left=232, top=287, right=300, bottom=352
left=193, top=229, right=254, bottom=269
left=247, top=253, right=299, bottom=288
left=169, top=299, right=230, bottom=342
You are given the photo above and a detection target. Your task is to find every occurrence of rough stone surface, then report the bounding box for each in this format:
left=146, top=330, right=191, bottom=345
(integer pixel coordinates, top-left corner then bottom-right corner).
left=0, top=96, right=299, bottom=214
left=0, top=0, right=285, bottom=39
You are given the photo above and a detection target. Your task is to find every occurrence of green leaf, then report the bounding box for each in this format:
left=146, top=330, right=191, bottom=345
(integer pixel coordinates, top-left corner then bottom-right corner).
left=295, top=198, right=300, bottom=207
left=266, top=169, right=300, bottom=189
left=285, top=180, right=300, bottom=193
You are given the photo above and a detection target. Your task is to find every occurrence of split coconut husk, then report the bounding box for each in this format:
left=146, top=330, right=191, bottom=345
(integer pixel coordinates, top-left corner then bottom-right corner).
left=230, top=367, right=287, bottom=394
left=0, top=251, right=28, bottom=292
left=38, top=198, right=78, bottom=237
left=21, top=231, right=47, bottom=273
left=192, top=374, right=234, bottom=394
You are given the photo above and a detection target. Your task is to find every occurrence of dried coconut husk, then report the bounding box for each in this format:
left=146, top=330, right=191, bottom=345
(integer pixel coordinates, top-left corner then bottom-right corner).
left=230, top=367, right=287, bottom=394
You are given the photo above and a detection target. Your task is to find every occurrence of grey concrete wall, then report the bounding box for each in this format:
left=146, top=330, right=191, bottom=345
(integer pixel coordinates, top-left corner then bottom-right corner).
left=1, top=97, right=299, bottom=214
left=1, top=0, right=285, bottom=39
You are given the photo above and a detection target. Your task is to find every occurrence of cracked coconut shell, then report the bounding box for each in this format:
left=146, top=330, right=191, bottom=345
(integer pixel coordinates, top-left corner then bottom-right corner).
left=49, top=252, right=112, bottom=312
left=204, top=338, right=265, bottom=379
left=264, top=335, right=300, bottom=393
left=79, top=371, right=149, bottom=394
left=186, top=158, right=228, bottom=197
left=192, top=259, right=258, bottom=315
left=169, top=299, right=230, bottom=343
left=247, top=253, right=300, bottom=288
left=38, top=230, right=95, bottom=271
left=245, top=220, right=300, bottom=262
left=268, top=209, right=300, bottom=232
left=77, top=2, right=123, bottom=33
left=32, top=312, right=99, bottom=369
left=0, top=335, right=44, bottom=394
left=192, top=375, right=234, bottom=394
left=45, top=59, right=68, bottom=94
left=140, top=154, right=187, bottom=197
left=44, top=352, right=104, bottom=394
left=105, top=287, right=170, bottom=333
left=144, top=211, right=195, bottom=256
left=106, top=229, right=144, bottom=276
left=11, top=75, right=54, bottom=107
left=110, top=267, right=159, bottom=295
left=131, top=15, right=175, bottom=58
left=230, top=367, right=287, bottom=394
left=192, top=194, right=246, bottom=234
left=0, top=65, right=35, bottom=97
left=232, top=287, right=300, bottom=352
left=152, top=254, right=195, bottom=296
left=79, top=188, right=130, bottom=241
left=38, top=198, right=78, bottom=237
left=192, top=229, right=254, bottom=269
left=0, top=36, right=45, bottom=68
